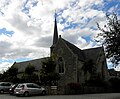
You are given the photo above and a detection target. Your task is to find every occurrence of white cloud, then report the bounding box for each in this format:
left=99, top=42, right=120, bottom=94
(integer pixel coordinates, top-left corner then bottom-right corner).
left=0, top=62, right=13, bottom=73
left=77, top=0, right=104, bottom=12
left=114, top=64, right=120, bottom=71
left=0, top=0, right=119, bottom=71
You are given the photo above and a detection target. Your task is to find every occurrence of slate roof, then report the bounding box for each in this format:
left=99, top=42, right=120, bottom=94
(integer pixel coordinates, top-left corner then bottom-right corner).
left=83, top=47, right=104, bottom=63
left=60, top=38, right=86, bottom=62
left=13, top=57, right=48, bottom=73
left=56, top=37, right=104, bottom=63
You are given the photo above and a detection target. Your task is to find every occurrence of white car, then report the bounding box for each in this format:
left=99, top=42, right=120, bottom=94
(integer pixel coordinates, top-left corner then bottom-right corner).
left=14, top=83, right=46, bottom=96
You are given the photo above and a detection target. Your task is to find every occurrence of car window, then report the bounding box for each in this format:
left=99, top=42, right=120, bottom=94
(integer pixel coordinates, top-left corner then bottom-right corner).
left=27, top=84, right=33, bottom=88
left=17, top=84, right=24, bottom=88
left=27, top=84, right=40, bottom=88
left=11, top=84, right=16, bottom=87
left=4, top=83, right=11, bottom=86
left=0, top=83, right=11, bottom=86
left=32, top=84, right=40, bottom=88
left=0, top=83, right=4, bottom=86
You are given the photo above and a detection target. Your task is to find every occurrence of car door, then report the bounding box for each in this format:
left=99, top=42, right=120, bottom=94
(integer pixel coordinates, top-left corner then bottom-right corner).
left=3, top=82, right=11, bottom=92
left=26, top=84, right=36, bottom=95
left=31, top=84, right=42, bottom=95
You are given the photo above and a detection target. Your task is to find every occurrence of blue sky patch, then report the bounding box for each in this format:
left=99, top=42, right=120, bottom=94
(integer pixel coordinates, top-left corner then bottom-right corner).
left=103, top=0, right=120, bottom=14
left=0, top=58, right=32, bottom=65
left=22, top=0, right=38, bottom=14
left=63, top=22, right=80, bottom=30
left=0, top=28, right=14, bottom=37
left=15, top=58, right=32, bottom=63
left=82, top=36, right=92, bottom=43
left=0, top=59, right=14, bottom=64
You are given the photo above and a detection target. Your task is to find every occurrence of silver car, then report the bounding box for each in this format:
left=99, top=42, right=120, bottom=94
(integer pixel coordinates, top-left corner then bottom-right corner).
left=0, top=82, right=12, bottom=93
left=14, top=83, right=46, bottom=96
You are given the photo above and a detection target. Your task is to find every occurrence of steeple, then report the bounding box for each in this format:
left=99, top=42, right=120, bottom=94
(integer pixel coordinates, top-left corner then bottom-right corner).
left=53, top=13, right=58, bottom=45
left=50, top=13, right=59, bottom=55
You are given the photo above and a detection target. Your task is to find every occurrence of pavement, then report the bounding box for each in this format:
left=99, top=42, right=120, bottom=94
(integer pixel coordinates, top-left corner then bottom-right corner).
left=1, top=93, right=120, bottom=99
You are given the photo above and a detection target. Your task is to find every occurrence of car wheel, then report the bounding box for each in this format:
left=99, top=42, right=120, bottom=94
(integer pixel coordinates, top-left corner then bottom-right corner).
left=16, top=94, right=20, bottom=97
left=24, top=91, right=29, bottom=97
left=10, top=93, right=13, bottom=95
left=0, top=90, right=4, bottom=94
left=42, top=91, right=46, bottom=95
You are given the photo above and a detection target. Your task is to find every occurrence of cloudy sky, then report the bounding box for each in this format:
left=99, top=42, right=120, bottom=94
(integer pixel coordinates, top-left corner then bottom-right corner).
left=0, top=0, right=120, bottom=72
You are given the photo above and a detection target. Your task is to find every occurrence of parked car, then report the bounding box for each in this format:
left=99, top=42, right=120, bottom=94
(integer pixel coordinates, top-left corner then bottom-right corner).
left=9, top=83, right=18, bottom=95
left=14, top=83, right=46, bottom=96
left=0, top=82, right=12, bottom=94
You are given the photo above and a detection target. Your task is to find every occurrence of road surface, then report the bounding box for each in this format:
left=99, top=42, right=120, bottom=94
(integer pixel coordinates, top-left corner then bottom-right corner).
left=0, top=93, right=120, bottom=99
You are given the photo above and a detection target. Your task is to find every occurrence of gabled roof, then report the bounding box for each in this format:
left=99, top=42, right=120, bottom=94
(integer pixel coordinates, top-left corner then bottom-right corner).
left=83, top=47, right=104, bottom=63
left=56, top=37, right=104, bottom=63
left=12, top=57, right=48, bottom=73
left=59, top=38, right=86, bottom=62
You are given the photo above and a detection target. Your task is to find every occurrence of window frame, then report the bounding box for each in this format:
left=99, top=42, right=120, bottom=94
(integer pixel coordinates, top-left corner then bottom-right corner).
left=58, top=57, right=65, bottom=74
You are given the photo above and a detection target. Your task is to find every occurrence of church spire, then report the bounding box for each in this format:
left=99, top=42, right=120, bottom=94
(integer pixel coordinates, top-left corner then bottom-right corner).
left=53, top=13, right=58, bottom=45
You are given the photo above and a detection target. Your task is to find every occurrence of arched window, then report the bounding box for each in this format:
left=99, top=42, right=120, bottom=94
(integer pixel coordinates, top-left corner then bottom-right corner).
left=58, top=57, right=65, bottom=74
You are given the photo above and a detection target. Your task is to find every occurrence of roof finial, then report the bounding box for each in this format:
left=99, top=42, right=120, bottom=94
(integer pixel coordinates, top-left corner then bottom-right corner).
left=55, top=10, right=56, bottom=16
left=59, top=35, right=61, bottom=38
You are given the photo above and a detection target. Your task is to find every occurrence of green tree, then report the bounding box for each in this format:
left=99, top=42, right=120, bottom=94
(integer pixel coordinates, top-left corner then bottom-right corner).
left=25, top=63, right=35, bottom=75
left=0, top=67, right=20, bottom=83
left=0, top=73, right=4, bottom=82
left=82, top=59, right=95, bottom=74
left=97, top=13, right=120, bottom=66
left=8, top=67, right=18, bottom=77
left=20, top=73, right=39, bottom=83
left=7, top=67, right=20, bottom=83
left=40, top=57, right=60, bottom=85
left=109, top=78, right=120, bottom=92
left=21, top=63, right=39, bottom=83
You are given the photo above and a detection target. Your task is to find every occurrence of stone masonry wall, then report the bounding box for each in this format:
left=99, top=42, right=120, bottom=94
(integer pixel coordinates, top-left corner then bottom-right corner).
left=52, top=39, right=78, bottom=94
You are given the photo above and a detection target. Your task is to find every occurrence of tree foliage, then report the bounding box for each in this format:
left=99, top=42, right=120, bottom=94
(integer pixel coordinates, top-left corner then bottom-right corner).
left=109, top=78, right=120, bottom=92
left=25, top=63, right=35, bottom=75
left=21, top=63, right=39, bottom=83
left=20, top=73, right=39, bottom=83
left=97, top=13, right=120, bottom=66
left=0, top=67, right=20, bottom=83
left=7, top=67, right=18, bottom=77
left=82, top=59, right=95, bottom=74
left=40, top=57, right=60, bottom=85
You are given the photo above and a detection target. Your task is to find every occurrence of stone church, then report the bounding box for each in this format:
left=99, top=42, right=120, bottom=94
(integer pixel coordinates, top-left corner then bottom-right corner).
left=12, top=17, right=109, bottom=94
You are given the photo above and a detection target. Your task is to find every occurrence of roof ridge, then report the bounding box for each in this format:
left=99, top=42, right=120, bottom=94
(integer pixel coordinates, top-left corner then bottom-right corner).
left=60, top=38, right=85, bottom=61
left=83, top=46, right=103, bottom=51
left=15, top=57, right=49, bottom=64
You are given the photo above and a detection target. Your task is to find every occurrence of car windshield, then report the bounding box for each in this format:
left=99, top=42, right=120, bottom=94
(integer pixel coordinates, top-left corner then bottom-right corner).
left=11, top=84, right=17, bottom=88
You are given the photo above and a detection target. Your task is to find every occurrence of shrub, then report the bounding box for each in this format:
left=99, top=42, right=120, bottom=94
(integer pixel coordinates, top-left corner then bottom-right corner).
left=67, top=83, right=81, bottom=90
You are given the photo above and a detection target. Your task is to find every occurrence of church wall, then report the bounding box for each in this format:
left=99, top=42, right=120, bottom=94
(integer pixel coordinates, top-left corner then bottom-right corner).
left=95, top=50, right=110, bottom=81
left=51, top=40, right=78, bottom=94
left=77, top=61, right=93, bottom=84
left=77, top=61, right=85, bottom=84
left=83, top=47, right=110, bottom=82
